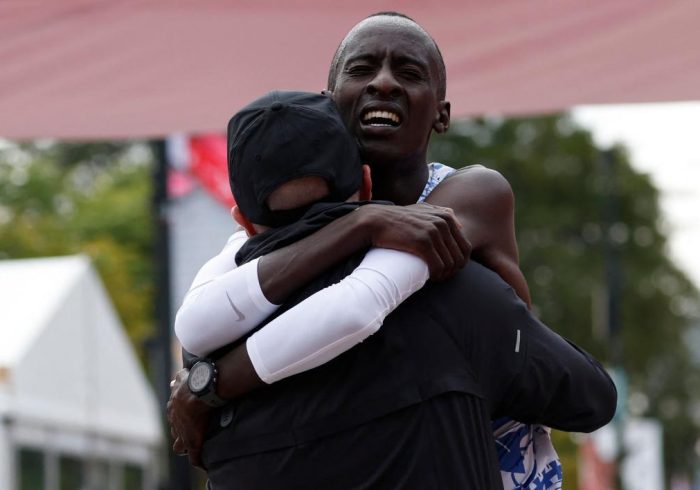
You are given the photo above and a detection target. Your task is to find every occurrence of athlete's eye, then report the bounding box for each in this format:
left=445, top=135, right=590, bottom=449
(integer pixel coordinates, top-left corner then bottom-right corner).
left=399, top=67, right=426, bottom=81
left=345, top=64, right=374, bottom=76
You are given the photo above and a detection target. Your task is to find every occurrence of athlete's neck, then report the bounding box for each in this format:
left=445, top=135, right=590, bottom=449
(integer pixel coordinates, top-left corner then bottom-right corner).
left=368, top=154, right=430, bottom=206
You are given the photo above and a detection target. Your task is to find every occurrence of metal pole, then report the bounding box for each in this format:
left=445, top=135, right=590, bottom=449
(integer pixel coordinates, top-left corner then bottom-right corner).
left=151, top=139, right=193, bottom=490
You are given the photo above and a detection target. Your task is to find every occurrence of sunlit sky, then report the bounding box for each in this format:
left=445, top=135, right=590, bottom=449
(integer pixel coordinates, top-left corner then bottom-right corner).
left=572, top=102, right=700, bottom=290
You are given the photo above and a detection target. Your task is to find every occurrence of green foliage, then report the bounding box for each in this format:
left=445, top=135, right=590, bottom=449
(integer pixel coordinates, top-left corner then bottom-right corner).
left=0, top=141, right=155, bottom=354
left=429, top=115, right=700, bottom=481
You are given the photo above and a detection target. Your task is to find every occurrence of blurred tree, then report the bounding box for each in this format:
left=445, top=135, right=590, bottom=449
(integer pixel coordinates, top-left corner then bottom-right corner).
left=0, top=141, right=155, bottom=355
left=429, top=114, right=700, bottom=483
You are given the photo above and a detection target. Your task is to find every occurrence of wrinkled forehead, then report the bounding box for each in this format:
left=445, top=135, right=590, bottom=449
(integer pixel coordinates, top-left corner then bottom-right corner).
left=342, top=17, right=438, bottom=68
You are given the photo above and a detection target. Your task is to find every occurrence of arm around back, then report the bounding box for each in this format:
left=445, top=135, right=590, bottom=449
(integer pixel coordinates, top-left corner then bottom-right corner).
left=507, top=314, right=618, bottom=432
left=444, top=262, right=616, bottom=432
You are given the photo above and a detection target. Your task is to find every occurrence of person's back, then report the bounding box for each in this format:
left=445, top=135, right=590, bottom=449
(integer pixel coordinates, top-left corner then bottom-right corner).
left=200, top=229, right=615, bottom=489
left=203, top=254, right=502, bottom=489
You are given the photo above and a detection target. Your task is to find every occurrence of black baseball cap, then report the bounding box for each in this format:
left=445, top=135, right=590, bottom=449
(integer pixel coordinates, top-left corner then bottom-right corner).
left=227, top=91, right=363, bottom=227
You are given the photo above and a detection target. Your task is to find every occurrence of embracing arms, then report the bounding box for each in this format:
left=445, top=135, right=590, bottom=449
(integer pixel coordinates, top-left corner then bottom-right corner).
left=176, top=165, right=527, bottom=358
left=175, top=203, right=467, bottom=357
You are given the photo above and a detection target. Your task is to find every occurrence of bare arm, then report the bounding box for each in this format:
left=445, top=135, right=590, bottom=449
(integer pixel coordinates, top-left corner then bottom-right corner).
left=425, top=166, right=531, bottom=306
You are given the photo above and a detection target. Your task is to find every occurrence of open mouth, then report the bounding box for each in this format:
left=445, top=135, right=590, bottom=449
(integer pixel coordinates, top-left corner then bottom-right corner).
left=361, top=110, right=402, bottom=128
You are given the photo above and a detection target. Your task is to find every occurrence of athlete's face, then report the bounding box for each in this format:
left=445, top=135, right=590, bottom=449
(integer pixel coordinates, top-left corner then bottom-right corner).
left=331, top=18, right=449, bottom=165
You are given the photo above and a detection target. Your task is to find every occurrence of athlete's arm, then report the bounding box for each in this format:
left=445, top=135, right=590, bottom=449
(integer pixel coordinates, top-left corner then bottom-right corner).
left=457, top=266, right=617, bottom=431
left=425, top=166, right=531, bottom=306
left=257, top=202, right=468, bottom=304
left=248, top=248, right=428, bottom=382
left=175, top=203, right=467, bottom=356
left=174, top=229, right=280, bottom=356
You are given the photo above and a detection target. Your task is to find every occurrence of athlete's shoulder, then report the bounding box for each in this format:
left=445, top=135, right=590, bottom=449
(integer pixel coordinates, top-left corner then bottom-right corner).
left=450, top=165, right=512, bottom=198
left=432, top=163, right=514, bottom=217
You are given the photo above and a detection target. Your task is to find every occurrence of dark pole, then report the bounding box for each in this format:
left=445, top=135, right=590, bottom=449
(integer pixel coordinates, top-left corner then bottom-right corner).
left=151, top=139, right=193, bottom=490
left=600, top=148, right=626, bottom=487
left=601, top=149, right=624, bottom=366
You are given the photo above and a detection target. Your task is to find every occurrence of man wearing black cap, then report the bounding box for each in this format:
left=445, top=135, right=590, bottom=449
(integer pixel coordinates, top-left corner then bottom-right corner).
left=168, top=90, right=616, bottom=489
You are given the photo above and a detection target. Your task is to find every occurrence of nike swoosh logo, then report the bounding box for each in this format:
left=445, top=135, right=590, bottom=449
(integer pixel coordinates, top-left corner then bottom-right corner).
left=226, top=292, right=246, bottom=321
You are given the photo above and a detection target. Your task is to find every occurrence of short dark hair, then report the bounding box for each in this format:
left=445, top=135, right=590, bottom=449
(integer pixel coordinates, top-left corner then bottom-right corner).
left=327, top=12, right=447, bottom=100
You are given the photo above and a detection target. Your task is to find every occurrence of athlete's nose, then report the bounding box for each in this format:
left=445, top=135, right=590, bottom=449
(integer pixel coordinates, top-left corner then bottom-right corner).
left=366, top=64, right=402, bottom=98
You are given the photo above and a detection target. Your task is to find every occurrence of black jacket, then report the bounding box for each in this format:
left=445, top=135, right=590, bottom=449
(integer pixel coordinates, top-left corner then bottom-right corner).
left=197, top=203, right=617, bottom=489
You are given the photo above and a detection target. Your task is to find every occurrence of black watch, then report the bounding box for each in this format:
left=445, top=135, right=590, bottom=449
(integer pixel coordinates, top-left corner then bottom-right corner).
left=187, top=359, right=227, bottom=407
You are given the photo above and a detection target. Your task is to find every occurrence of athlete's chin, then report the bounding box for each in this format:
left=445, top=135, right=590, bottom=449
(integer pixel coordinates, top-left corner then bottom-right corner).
left=359, top=141, right=411, bottom=167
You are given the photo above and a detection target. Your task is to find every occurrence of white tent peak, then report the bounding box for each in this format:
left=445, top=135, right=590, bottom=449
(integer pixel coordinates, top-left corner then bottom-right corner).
left=0, top=255, right=162, bottom=447
left=0, top=255, right=91, bottom=368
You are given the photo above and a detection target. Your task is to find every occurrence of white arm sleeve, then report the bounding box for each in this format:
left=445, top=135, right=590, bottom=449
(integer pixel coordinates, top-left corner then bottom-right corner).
left=246, top=248, right=429, bottom=383
left=174, top=229, right=279, bottom=356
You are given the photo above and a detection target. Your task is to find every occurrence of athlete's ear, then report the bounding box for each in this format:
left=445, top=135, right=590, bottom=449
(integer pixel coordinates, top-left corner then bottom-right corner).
left=433, top=100, right=451, bottom=134
left=359, top=165, right=372, bottom=201
left=232, top=206, right=258, bottom=237
left=321, top=89, right=333, bottom=98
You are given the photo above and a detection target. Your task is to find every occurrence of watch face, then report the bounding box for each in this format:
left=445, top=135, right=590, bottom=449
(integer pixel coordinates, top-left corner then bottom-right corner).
left=189, top=362, right=213, bottom=393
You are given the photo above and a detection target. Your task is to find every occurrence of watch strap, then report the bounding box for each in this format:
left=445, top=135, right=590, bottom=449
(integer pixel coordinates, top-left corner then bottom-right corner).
left=200, top=388, right=227, bottom=408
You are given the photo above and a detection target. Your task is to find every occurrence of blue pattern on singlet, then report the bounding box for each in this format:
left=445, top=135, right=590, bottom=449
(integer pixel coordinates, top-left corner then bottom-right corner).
left=419, top=163, right=563, bottom=490
left=417, top=162, right=456, bottom=203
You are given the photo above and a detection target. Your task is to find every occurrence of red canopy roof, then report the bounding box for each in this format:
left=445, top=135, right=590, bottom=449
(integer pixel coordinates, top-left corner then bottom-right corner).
left=1, top=0, right=698, bottom=140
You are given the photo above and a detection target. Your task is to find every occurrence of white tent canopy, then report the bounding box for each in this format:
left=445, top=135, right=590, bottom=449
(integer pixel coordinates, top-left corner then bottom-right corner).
left=0, top=255, right=161, bottom=490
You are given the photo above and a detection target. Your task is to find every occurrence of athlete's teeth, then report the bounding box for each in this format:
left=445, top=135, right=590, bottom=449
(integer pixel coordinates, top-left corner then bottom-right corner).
left=363, top=110, right=400, bottom=123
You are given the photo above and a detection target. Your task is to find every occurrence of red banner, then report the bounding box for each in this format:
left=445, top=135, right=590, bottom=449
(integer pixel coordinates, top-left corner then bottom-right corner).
left=189, top=134, right=234, bottom=208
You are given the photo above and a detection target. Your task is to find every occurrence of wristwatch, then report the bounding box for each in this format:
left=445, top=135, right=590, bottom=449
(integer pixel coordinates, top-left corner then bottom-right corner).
left=187, top=359, right=227, bottom=407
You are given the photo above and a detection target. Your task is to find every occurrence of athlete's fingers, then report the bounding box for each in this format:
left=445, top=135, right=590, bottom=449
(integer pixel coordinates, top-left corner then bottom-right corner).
left=421, top=228, right=452, bottom=281
left=443, top=213, right=472, bottom=260
left=419, top=242, right=448, bottom=280
left=441, top=229, right=467, bottom=272
left=424, top=213, right=465, bottom=276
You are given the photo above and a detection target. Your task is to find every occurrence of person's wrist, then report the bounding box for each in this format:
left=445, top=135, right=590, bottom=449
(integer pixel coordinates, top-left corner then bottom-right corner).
left=351, top=205, right=380, bottom=248
left=216, top=344, right=265, bottom=399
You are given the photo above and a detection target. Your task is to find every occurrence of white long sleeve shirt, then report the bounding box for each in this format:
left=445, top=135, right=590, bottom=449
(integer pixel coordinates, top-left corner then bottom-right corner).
left=175, top=229, right=428, bottom=383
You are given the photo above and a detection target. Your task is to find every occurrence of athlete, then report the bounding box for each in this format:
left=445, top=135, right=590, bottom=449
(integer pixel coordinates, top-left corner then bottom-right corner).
left=170, top=89, right=614, bottom=489
left=169, top=12, right=595, bottom=488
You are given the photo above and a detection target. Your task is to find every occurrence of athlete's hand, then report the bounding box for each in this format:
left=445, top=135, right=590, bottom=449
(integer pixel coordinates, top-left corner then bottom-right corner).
left=167, top=368, right=210, bottom=469
left=358, top=203, right=471, bottom=281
